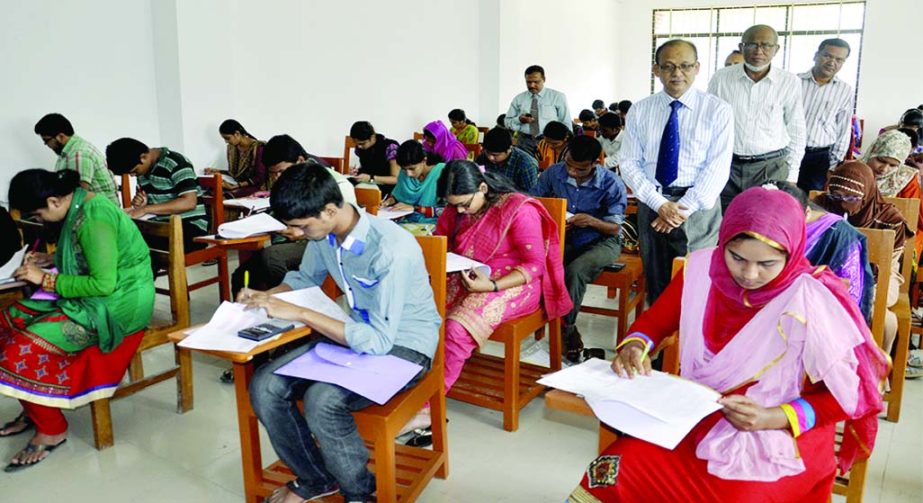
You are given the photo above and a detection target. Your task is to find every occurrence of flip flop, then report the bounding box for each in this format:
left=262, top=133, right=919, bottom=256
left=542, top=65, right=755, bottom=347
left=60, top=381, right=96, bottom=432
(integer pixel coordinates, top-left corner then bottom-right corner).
left=404, top=427, right=433, bottom=448
left=0, top=413, right=34, bottom=438
left=4, top=438, right=67, bottom=472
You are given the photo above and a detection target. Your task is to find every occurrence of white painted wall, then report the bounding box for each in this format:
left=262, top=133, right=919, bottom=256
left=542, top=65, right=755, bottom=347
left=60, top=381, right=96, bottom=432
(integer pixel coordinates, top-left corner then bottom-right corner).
left=613, top=0, right=922, bottom=143
left=0, top=0, right=161, bottom=201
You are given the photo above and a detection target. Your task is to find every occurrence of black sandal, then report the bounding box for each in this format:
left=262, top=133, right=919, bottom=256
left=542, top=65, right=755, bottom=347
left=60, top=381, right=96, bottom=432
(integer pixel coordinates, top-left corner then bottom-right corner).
left=0, top=413, right=34, bottom=438
left=564, top=331, right=585, bottom=364
left=4, top=438, right=66, bottom=472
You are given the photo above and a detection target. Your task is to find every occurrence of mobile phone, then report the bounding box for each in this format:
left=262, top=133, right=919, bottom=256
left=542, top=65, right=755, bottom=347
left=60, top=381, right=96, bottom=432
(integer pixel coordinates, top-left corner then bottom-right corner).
left=237, top=320, right=295, bottom=341
left=603, top=263, right=626, bottom=273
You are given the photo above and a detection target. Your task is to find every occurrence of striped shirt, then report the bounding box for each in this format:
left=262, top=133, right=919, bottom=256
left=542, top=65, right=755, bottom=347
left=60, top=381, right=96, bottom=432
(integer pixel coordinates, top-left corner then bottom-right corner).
left=619, top=89, right=734, bottom=214
left=798, top=70, right=854, bottom=167
left=504, top=87, right=571, bottom=136
left=139, top=148, right=209, bottom=233
left=55, top=134, right=119, bottom=204
left=707, top=64, right=806, bottom=181
left=475, top=146, right=539, bottom=192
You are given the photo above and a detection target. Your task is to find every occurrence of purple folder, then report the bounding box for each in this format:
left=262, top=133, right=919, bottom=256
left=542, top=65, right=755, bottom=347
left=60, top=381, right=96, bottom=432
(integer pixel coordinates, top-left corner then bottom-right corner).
left=273, top=342, right=424, bottom=405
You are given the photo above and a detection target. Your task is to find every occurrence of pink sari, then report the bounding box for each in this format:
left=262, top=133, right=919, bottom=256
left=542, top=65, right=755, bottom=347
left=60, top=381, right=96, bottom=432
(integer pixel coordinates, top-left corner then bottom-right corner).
left=435, top=193, right=571, bottom=344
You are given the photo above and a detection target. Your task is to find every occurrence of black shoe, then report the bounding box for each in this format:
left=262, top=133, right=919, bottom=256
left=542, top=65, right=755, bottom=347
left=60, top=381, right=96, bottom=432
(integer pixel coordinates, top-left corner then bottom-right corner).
left=564, top=329, right=585, bottom=364
left=219, top=369, right=234, bottom=384
left=403, top=427, right=432, bottom=448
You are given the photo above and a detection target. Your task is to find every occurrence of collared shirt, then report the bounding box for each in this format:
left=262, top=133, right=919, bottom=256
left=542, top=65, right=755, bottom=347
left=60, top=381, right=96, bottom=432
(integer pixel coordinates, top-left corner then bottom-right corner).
left=798, top=70, right=854, bottom=167
left=138, top=147, right=209, bottom=233
left=619, top=89, right=734, bottom=214
left=707, top=64, right=806, bottom=180
left=282, top=207, right=441, bottom=358
left=530, top=164, right=627, bottom=249
left=504, top=87, right=572, bottom=135
left=55, top=134, right=119, bottom=204
left=475, top=146, right=539, bottom=192
left=598, top=131, right=623, bottom=169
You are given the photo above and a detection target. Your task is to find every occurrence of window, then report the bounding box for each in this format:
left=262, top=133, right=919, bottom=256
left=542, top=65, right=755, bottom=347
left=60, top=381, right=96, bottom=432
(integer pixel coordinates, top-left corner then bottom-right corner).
left=651, top=2, right=865, bottom=102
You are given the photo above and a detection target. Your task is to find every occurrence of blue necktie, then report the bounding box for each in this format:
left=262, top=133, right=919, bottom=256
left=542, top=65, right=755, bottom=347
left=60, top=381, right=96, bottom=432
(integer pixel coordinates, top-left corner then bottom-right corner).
left=656, top=100, right=682, bottom=188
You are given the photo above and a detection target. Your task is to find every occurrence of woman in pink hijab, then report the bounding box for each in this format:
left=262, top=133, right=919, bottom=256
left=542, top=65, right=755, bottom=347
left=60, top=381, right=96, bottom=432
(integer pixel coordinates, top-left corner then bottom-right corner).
left=569, top=187, right=888, bottom=503
left=423, top=120, right=468, bottom=161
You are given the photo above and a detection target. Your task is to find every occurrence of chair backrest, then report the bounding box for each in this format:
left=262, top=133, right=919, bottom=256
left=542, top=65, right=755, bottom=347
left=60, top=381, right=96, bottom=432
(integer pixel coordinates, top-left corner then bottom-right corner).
left=883, top=196, right=919, bottom=296
left=133, top=215, right=190, bottom=348
left=198, top=174, right=225, bottom=232
left=343, top=136, right=357, bottom=173
left=477, top=126, right=489, bottom=143
left=464, top=143, right=482, bottom=160
left=657, top=257, right=686, bottom=375
left=534, top=197, right=567, bottom=259
left=808, top=189, right=823, bottom=200
left=120, top=174, right=133, bottom=209
left=583, top=130, right=597, bottom=138
left=415, top=235, right=447, bottom=368
left=858, top=227, right=896, bottom=347
left=319, top=156, right=347, bottom=175
left=355, top=187, right=382, bottom=215
left=413, top=132, right=425, bottom=142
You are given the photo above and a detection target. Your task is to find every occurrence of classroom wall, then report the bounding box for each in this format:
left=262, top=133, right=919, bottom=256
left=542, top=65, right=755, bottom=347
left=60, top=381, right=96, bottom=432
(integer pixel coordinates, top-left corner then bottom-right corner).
left=613, top=0, right=922, bottom=143
left=0, top=0, right=161, bottom=202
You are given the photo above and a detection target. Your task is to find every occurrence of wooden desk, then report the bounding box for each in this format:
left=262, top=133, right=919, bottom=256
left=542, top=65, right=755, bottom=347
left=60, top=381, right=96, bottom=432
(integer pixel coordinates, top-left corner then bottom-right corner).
left=194, top=234, right=272, bottom=265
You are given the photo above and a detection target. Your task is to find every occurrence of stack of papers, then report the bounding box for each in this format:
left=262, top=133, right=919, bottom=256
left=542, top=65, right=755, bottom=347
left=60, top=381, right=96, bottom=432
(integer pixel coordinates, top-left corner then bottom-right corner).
left=218, top=213, right=286, bottom=238
left=225, top=197, right=271, bottom=213
left=538, top=358, right=722, bottom=449
left=273, top=287, right=351, bottom=323
left=377, top=208, right=413, bottom=220
left=0, top=246, right=28, bottom=284
left=446, top=252, right=491, bottom=276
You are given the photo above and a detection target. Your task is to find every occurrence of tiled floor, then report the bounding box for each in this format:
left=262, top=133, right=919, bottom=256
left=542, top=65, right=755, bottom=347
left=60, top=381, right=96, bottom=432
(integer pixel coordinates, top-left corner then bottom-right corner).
left=0, top=260, right=921, bottom=502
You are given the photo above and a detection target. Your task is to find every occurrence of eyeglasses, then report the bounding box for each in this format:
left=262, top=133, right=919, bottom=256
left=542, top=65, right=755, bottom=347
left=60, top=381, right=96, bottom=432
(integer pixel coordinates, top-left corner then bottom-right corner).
left=453, top=193, right=478, bottom=211
left=658, top=63, right=697, bottom=74
left=818, top=52, right=847, bottom=64
left=742, top=42, right=778, bottom=52
left=825, top=192, right=862, bottom=203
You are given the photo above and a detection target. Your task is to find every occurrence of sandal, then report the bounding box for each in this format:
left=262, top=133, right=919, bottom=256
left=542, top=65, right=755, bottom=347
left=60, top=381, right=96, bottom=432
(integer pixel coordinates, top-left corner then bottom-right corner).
left=0, top=413, right=34, bottom=438
left=404, top=427, right=433, bottom=448
left=908, top=349, right=923, bottom=368
left=564, top=330, right=585, bottom=364
left=4, top=438, right=66, bottom=472
left=906, top=365, right=923, bottom=380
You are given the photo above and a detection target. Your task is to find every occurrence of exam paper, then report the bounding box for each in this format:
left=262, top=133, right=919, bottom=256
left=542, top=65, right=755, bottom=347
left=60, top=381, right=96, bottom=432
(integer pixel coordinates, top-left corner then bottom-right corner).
left=217, top=213, right=286, bottom=238
left=273, top=287, right=351, bottom=324
left=224, top=197, right=271, bottom=213
left=446, top=252, right=491, bottom=276
left=177, top=302, right=271, bottom=353
left=0, top=246, right=28, bottom=284
left=376, top=208, right=413, bottom=220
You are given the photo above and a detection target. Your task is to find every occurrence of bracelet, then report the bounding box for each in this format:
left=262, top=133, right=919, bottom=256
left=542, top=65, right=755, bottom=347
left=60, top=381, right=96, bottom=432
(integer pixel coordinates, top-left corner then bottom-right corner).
left=780, top=398, right=816, bottom=438
left=615, top=334, right=654, bottom=353
left=779, top=404, right=801, bottom=437
left=491, top=280, right=498, bottom=292
left=41, top=272, right=58, bottom=292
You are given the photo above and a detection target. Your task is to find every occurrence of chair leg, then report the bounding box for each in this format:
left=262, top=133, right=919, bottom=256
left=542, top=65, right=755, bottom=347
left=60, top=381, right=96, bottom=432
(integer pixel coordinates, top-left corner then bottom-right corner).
left=549, top=319, right=562, bottom=371
left=887, top=317, right=911, bottom=422
left=617, top=284, right=629, bottom=340
left=429, top=375, right=449, bottom=479
left=503, top=336, right=521, bottom=432
left=128, top=353, right=144, bottom=382
left=373, top=427, right=397, bottom=503
left=218, top=254, right=231, bottom=302
left=90, top=399, right=114, bottom=450
left=176, top=347, right=194, bottom=413
left=845, top=458, right=868, bottom=503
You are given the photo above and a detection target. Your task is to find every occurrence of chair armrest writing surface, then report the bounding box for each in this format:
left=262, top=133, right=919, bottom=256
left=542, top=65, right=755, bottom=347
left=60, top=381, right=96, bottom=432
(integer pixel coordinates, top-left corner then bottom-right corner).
left=193, top=234, right=272, bottom=247
left=168, top=324, right=313, bottom=364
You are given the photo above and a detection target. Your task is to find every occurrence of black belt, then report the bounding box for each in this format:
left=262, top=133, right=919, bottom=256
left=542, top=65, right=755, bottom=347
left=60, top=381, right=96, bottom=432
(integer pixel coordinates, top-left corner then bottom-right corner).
left=805, top=145, right=832, bottom=153
left=732, top=148, right=786, bottom=163
left=661, top=186, right=690, bottom=197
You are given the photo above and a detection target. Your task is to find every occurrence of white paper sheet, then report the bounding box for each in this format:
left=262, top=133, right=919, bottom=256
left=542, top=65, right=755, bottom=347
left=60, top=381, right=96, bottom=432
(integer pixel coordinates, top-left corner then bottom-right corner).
left=376, top=208, right=413, bottom=220
left=0, top=245, right=28, bottom=283
left=273, top=287, right=351, bottom=323
left=446, top=252, right=491, bottom=276
left=217, top=212, right=286, bottom=238
left=538, top=358, right=722, bottom=449
left=177, top=302, right=272, bottom=353
left=224, top=197, right=271, bottom=213
left=566, top=211, right=575, bottom=220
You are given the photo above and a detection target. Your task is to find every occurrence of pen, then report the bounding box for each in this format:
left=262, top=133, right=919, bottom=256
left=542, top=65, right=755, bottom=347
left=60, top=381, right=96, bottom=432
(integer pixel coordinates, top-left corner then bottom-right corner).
left=244, top=270, right=249, bottom=290
left=30, top=238, right=41, bottom=252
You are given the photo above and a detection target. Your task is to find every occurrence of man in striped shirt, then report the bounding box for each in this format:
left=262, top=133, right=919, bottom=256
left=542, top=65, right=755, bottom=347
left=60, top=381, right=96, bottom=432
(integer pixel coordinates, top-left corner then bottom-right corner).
left=106, top=138, right=209, bottom=250
left=708, top=24, right=806, bottom=211
left=620, top=39, right=734, bottom=303
left=796, top=38, right=854, bottom=191
left=33, top=113, right=119, bottom=204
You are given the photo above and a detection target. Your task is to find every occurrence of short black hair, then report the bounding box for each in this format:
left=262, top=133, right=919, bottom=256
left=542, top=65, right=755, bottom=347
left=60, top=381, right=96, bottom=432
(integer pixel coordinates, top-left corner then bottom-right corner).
left=579, top=109, right=597, bottom=122
left=770, top=181, right=809, bottom=210
left=568, top=135, right=602, bottom=163
left=618, top=100, right=632, bottom=114
left=483, top=128, right=513, bottom=153
left=106, top=137, right=150, bottom=174
left=598, top=113, right=622, bottom=129
left=396, top=140, right=444, bottom=167
left=543, top=121, right=570, bottom=141
left=9, top=169, right=81, bottom=214
left=655, top=39, right=698, bottom=65
left=262, top=134, right=308, bottom=167
left=592, top=99, right=605, bottom=110
left=524, top=65, right=545, bottom=78
left=608, top=102, right=619, bottom=112
left=349, top=121, right=375, bottom=141
left=34, top=113, right=74, bottom=137
left=899, top=109, right=923, bottom=129
left=495, top=114, right=507, bottom=128
left=270, top=163, right=344, bottom=221
left=817, top=38, right=851, bottom=57
left=448, top=109, right=467, bottom=122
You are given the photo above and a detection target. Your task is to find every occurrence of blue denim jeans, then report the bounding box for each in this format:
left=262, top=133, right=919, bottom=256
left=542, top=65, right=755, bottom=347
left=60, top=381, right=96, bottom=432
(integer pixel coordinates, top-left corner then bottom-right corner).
left=249, top=336, right=431, bottom=501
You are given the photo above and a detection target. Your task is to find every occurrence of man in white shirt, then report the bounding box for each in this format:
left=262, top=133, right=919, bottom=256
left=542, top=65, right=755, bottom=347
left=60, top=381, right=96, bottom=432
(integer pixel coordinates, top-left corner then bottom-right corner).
left=597, top=112, right=624, bottom=171
left=797, top=38, right=854, bottom=191
left=505, top=65, right=571, bottom=157
left=620, top=39, right=734, bottom=302
left=708, top=24, right=806, bottom=211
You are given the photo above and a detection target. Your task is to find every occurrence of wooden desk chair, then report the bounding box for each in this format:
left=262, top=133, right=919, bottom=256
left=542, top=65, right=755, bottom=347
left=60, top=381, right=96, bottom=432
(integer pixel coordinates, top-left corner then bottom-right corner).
left=343, top=136, right=358, bottom=173
left=579, top=254, right=646, bottom=341
left=583, top=130, right=597, bottom=138
left=261, top=235, right=449, bottom=502
left=881, top=196, right=918, bottom=423
left=446, top=197, right=566, bottom=431
left=319, top=156, right=347, bottom=175
left=477, top=127, right=489, bottom=144
left=464, top=143, right=482, bottom=161
left=412, top=132, right=425, bottom=142
left=90, top=215, right=193, bottom=449
left=356, top=186, right=382, bottom=215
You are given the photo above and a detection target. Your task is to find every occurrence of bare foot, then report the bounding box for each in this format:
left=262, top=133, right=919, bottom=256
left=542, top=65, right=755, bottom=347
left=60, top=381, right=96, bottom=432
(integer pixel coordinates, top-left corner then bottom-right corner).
left=8, top=431, right=67, bottom=467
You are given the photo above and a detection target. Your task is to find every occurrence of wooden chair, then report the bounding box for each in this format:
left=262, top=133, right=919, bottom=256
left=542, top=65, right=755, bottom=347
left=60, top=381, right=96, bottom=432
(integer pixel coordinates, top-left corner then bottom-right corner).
left=464, top=143, right=482, bottom=160
left=262, top=236, right=449, bottom=502
left=412, top=132, right=425, bottom=141
left=90, top=215, right=193, bottom=449
left=343, top=136, right=358, bottom=173
left=881, top=196, right=918, bottom=423
left=356, top=186, right=382, bottom=215
left=446, top=196, right=566, bottom=431
left=579, top=255, right=646, bottom=341
left=477, top=127, right=489, bottom=143
left=583, top=130, right=597, bottom=138
left=319, top=156, right=347, bottom=175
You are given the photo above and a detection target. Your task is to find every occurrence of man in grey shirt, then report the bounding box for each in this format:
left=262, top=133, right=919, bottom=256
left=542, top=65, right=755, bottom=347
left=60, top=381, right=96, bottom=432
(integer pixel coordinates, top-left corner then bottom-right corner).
left=505, top=64, right=572, bottom=157
left=242, top=164, right=440, bottom=503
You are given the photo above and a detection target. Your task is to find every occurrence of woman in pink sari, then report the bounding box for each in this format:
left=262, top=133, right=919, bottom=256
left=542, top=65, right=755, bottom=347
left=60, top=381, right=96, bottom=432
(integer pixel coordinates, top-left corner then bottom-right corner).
left=569, top=187, right=888, bottom=503
left=423, top=120, right=469, bottom=162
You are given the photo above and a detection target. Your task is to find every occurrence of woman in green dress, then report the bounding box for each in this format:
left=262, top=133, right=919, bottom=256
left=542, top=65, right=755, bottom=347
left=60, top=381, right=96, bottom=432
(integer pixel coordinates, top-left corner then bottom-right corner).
left=0, top=169, right=154, bottom=471
left=381, top=140, right=447, bottom=224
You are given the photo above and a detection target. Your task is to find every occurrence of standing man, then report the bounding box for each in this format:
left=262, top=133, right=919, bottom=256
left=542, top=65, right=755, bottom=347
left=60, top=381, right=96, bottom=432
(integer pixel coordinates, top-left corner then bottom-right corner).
left=796, top=38, right=854, bottom=191
left=33, top=113, right=119, bottom=204
left=505, top=65, right=571, bottom=157
left=620, top=39, right=734, bottom=303
left=708, top=24, right=805, bottom=211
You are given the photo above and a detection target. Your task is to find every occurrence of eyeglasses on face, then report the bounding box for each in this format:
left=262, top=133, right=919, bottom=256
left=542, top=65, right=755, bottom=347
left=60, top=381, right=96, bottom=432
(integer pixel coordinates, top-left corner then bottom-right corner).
left=742, top=42, right=778, bottom=52
left=453, top=192, right=477, bottom=210
left=658, top=62, right=697, bottom=74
